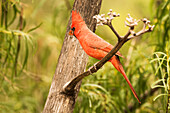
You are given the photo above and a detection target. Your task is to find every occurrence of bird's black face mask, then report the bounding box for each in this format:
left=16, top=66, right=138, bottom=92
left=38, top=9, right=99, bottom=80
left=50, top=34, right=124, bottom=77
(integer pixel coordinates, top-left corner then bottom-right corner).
left=69, top=27, right=75, bottom=36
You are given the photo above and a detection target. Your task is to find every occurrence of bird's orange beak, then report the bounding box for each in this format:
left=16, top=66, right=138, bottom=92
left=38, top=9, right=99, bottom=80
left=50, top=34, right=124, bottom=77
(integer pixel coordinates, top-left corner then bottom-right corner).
left=69, top=30, right=74, bottom=35
left=69, top=27, right=75, bottom=36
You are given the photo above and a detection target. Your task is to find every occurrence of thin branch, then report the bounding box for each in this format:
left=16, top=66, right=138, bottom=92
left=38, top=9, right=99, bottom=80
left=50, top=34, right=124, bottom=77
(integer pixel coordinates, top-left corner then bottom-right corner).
left=107, top=22, right=122, bottom=41
left=62, top=10, right=154, bottom=95
left=124, top=29, right=132, bottom=39
left=93, top=9, right=121, bottom=40
left=126, top=28, right=154, bottom=41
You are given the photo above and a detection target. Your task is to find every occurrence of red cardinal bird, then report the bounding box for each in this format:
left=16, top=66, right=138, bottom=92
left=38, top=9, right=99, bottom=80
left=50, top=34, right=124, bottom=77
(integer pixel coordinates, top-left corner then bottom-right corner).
left=69, top=10, right=141, bottom=103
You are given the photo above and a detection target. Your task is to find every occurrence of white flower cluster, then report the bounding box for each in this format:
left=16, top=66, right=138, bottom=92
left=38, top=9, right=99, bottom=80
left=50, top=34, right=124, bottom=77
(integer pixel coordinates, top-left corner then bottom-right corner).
left=141, top=18, right=155, bottom=31
left=125, top=14, right=155, bottom=36
left=125, top=14, right=140, bottom=27
left=93, top=9, right=155, bottom=36
left=93, top=9, right=120, bottom=26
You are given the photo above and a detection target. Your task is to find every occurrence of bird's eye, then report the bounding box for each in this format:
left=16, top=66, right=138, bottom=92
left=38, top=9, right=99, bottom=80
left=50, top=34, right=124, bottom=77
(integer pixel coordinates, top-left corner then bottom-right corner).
left=72, top=27, right=75, bottom=31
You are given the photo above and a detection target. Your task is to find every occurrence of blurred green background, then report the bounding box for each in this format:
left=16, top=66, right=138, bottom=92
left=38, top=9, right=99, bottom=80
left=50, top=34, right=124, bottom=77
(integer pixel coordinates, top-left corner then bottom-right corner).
left=0, top=0, right=169, bottom=113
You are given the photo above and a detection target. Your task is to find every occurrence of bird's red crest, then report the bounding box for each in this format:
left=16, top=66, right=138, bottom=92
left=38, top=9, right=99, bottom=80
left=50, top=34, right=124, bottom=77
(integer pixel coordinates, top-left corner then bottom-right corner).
left=71, top=10, right=85, bottom=30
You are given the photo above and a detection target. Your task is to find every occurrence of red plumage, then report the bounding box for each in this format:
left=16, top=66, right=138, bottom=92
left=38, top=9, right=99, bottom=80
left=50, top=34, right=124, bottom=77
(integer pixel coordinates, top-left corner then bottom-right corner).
left=70, top=10, right=141, bottom=103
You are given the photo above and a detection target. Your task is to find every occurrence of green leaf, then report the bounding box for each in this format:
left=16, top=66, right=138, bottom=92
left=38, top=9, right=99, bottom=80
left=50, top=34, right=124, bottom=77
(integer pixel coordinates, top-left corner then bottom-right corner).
left=27, top=23, right=42, bottom=33
left=18, top=36, right=29, bottom=76
left=151, top=78, right=165, bottom=89
left=153, top=93, right=168, bottom=101
left=83, top=83, right=109, bottom=95
left=8, top=5, right=17, bottom=27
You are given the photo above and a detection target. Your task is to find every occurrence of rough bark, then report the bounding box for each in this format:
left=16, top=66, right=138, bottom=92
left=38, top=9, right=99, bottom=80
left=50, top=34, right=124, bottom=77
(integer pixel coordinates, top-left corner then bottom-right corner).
left=42, top=0, right=102, bottom=113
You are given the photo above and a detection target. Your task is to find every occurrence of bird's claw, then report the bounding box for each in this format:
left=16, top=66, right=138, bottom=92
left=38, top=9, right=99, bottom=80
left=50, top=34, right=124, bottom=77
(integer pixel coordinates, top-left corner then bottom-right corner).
left=88, top=61, right=100, bottom=75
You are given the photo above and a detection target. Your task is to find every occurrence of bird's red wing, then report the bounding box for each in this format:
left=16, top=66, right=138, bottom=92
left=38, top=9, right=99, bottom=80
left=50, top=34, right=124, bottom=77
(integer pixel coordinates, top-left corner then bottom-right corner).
left=71, top=10, right=123, bottom=58
left=85, top=31, right=124, bottom=58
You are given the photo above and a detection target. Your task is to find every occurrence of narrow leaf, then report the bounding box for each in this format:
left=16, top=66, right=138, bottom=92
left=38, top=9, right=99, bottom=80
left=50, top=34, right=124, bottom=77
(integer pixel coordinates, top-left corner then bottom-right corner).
left=27, top=23, right=42, bottom=33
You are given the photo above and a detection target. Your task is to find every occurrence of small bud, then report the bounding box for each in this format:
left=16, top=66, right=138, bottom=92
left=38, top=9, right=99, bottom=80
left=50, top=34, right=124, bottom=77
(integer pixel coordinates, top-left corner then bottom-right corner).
left=100, top=23, right=104, bottom=26
left=127, top=13, right=130, bottom=16
left=112, top=12, right=116, bottom=16
left=97, top=23, right=103, bottom=26
left=97, top=15, right=101, bottom=19
left=93, top=15, right=97, bottom=19
left=103, top=20, right=107, bottom=24
left=147, top=20, right=150, bottom=24
left=106, top=17, right=109, bottom=20
left=126, top=17, right=132, bottom=23
left=110, top=9, right=113, bottom=12
left=108, top=12, right=111, bottom=16
left=101, top=14, right=105, bottom=17
left=148, top=24, right=155, bottom=31
left=142, top=18, right=151, bottom=24
left=125, top=21, right=129, bottom=26
left=142, top=18, right=147, bottom=23
left=101, top=18, right=105, bottom=22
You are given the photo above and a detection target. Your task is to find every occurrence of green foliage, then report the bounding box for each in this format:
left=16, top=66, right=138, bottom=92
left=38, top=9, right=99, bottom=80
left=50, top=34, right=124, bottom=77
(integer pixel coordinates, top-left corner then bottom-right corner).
left=0, top=1, right=42, bottom=112
left=1, top=0, right=71, bottom=112
left=149, top=0, right=170, bottom=112
left=0, top=0, right=169, bottom=113
left=150, top=50, right=170, bottom=112
left=151, top=0, right=169, bottom=52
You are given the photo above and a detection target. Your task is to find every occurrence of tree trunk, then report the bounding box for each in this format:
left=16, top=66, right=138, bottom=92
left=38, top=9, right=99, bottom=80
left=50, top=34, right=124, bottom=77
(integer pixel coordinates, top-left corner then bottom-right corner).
left=42, top=0, right=102, bottom=113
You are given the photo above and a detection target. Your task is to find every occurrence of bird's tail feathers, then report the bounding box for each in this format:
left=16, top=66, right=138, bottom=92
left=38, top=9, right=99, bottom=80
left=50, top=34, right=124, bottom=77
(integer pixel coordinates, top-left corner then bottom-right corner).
left=111, top=56, right=141, bottom=103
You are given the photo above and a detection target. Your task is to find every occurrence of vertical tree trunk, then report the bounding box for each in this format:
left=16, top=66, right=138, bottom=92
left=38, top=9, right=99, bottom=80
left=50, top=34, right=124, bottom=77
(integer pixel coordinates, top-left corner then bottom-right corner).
left=43, top=0, right=102, bottom=113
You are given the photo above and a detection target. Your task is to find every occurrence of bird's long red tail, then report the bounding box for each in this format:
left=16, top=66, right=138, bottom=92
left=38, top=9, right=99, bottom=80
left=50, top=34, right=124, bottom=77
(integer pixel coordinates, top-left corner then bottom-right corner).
left=111, top=56, right=141, bottom=103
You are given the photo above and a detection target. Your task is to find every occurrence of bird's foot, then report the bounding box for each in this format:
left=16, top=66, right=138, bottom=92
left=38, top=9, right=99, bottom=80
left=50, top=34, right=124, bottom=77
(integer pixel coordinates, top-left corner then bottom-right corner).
left=88, top=62, right=99, bottom=75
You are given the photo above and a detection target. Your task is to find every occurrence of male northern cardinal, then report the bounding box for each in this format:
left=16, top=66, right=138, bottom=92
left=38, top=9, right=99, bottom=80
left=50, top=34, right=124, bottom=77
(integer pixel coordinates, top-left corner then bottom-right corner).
left=69, top=10, right=141, bottom=103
